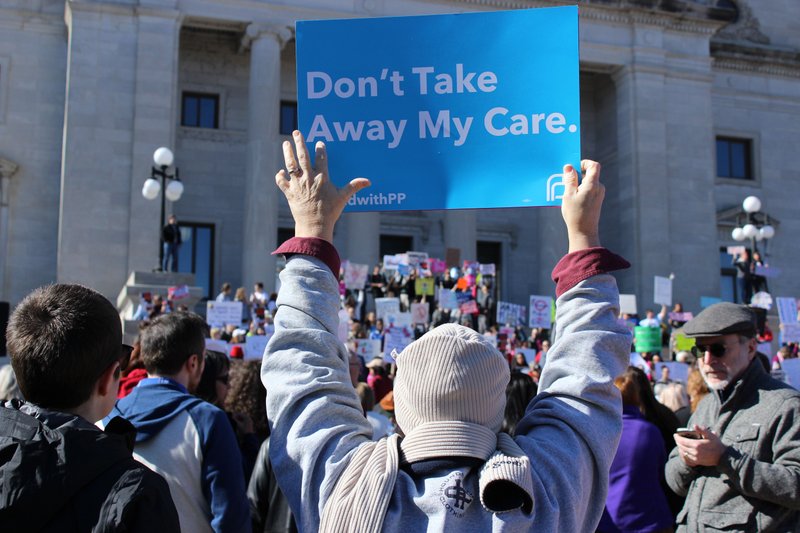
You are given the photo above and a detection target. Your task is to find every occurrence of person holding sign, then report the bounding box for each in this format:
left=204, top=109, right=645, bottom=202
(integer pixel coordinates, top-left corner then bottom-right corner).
left=262, top=131, right=630, bottom=532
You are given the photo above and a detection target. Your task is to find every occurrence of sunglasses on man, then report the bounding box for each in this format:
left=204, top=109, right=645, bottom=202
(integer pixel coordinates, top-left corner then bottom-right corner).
left=691, top=343, right=727, bottom=359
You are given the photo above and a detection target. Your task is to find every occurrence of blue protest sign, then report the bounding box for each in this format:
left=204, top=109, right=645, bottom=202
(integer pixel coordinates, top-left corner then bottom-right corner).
left=296, top=7, right=580, bottom=212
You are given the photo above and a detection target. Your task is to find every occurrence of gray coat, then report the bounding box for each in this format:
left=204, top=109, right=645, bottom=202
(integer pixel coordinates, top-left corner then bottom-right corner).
left=665, top=359, right=800, bottom=532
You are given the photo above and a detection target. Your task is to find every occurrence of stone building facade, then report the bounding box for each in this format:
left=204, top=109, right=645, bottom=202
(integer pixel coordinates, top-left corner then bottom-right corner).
left=0, top=0, right=798, bottom=316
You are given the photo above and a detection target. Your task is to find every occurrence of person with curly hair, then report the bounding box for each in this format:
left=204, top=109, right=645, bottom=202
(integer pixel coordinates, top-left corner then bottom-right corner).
left=224, top=359, right=267, bottom=484
left=226, top=359, right=268, bottom=441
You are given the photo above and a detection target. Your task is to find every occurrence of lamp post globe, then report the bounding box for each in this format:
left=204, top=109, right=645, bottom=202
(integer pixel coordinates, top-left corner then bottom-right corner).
left=142, top=178, right=161, bottom=200
left=731, top=227, right=746, bottom=242
left=742, top=224, right=758, bottom=239
left=153, top=147, right=174, bottom=167
left=759, top=225, right=775, bottom=240
left=742, top=196, right=761, bottom=214
left=165, top=180, right=184, bottom=202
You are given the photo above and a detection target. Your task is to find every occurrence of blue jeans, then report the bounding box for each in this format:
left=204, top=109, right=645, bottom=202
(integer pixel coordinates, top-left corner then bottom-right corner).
left=163, top=242, right=180, bottom=272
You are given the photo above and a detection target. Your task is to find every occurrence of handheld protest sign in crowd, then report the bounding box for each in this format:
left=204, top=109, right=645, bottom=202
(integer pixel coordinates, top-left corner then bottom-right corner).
left=296, top=7, right=581, bottom=211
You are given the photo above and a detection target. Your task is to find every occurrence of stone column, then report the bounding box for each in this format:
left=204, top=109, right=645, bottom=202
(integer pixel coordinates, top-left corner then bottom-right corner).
left=612, top=25, right=670, bottom=302
left=343, top=212, right=381, bottom=266
left=127, top=8, right=182, bottom=275
left=444, top=210, right=477, bottom=265
left=613, top=23, right=719, bottom=308
left=242, top=23, right=292, bottom=292
left=59, top=3, right=139, bottom=298
left=0, top=158, right=19, bottom=300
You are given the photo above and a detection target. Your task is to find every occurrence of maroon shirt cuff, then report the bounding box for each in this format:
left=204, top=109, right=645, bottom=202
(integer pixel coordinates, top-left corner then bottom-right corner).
left=551, top=247, right=630, bottom=298
left=272, top=237, right=341, bottom=276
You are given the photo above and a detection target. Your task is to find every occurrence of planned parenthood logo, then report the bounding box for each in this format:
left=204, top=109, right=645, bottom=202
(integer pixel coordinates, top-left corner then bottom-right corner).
left=546, top=173, right=565, bottom=202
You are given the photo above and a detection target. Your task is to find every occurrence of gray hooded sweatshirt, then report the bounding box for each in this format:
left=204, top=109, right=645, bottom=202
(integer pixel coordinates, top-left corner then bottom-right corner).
left=263, top=249, right=630, bottom=532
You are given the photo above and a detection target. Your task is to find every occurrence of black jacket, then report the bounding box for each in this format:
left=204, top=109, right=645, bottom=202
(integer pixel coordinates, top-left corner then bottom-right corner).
left=248, top=438, right=297, bottom=533
left=161, top=223, right=181, bottom=244
left=0, top=400, right=180, bottom=532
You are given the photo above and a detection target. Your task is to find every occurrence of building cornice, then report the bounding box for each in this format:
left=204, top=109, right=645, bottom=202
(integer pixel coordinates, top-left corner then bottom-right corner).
left=182, top=16, right=248, bottom=34
left=382, top=213, right=431, bottom=244
left=178, top=127, right=247, bottom=145
left=712, top=40, right=800, bottom=79
left=453, top=0, right=731, bottom=34
left=452, top=1, right=800, bottom=79
left=716, top=205, right=780, bottom=229
left=477, top=221, right=519, bottom=249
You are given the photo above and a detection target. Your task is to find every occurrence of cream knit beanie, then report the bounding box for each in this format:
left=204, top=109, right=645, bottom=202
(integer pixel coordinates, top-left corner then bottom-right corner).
left=394, top=323, right=509, bottom=435
left=323, top=324, right=533, bottom=531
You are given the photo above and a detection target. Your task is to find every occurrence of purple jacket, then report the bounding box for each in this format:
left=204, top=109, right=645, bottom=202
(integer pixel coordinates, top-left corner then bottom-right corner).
left=599, top=405, right=673, bottom=533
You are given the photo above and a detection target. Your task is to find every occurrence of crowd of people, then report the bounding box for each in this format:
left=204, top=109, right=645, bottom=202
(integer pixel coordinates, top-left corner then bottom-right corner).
left=1, top=132, right=798, bottom=532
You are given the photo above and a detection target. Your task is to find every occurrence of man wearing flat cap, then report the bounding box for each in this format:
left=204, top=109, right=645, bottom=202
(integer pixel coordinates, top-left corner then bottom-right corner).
left=665, top=302, right=800, bottom=532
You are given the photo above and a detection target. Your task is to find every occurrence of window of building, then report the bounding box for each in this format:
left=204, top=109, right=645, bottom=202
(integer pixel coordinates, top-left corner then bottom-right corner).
left=280, top=101, right=298, bottom=135
left=181, top=92, right=219, bottom=129
left=716, top=137, right=753, bottom=180
left=176, top=222, right=215, bottom=299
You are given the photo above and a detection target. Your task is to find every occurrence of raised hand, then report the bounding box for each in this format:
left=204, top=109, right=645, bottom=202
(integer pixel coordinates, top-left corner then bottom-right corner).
left=560, top=160, right=604, bottom=253
left=275, top=131, right=370, bottom=243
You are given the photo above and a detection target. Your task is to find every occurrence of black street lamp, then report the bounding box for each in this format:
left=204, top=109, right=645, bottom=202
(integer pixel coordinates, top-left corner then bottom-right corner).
left=731, top=195, right=776, bottom=256
left=142, top=147, right=184, bottom=271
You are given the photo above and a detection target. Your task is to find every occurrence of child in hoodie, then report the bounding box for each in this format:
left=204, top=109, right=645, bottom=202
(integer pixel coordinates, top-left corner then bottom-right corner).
left=0, top=284, right=179, bottom=532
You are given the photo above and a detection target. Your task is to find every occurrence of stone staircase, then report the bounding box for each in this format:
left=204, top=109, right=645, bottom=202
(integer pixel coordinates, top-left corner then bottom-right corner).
left=117, top=271, right=205, bottom=344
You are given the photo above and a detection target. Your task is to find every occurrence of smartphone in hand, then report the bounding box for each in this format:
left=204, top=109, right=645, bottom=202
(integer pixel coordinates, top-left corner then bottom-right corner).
left=675, top=427, right=703, bottom=440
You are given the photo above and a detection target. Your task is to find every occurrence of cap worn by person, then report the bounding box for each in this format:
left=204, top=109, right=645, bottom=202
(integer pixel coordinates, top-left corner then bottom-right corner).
left=682, top=302, right=757, bottom=338
left=229, top=345, right=244, bottom=359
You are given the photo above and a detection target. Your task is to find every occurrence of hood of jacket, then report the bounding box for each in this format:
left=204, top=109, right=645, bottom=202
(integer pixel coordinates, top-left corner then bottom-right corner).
left=107, top=377, right=203, bottom=443
left=0, top=400, right=135, bottom=528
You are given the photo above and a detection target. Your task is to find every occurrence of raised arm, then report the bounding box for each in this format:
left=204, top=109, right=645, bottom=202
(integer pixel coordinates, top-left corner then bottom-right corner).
left=514, top=161, right=632, bottom=532
left=262, top=132, right=372, bottom=530
left=560, top=161, right=603, bottom=253
left=274, top=130, right=369, bottom=243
